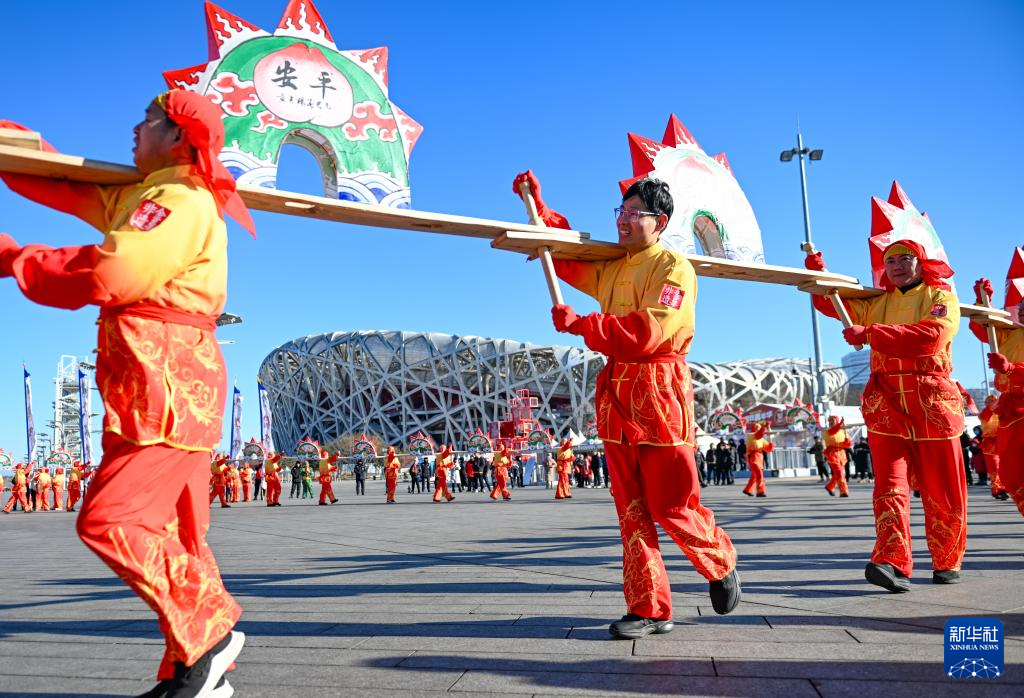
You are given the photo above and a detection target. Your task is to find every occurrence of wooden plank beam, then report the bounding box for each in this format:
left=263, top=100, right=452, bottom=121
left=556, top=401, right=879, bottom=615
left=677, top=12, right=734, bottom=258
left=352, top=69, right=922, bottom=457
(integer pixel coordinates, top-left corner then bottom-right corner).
left=0, top=128, right=43, bottom=150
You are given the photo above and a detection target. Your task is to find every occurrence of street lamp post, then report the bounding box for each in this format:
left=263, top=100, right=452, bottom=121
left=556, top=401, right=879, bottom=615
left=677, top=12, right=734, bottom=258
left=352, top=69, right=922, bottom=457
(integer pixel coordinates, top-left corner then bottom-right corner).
left=781, top=132, right=827, bottom=412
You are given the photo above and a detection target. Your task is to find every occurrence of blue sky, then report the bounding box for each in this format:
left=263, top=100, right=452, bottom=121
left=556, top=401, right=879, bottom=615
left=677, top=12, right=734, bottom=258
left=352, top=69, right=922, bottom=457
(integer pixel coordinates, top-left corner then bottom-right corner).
left=1, top=0, right=1022, bottom=461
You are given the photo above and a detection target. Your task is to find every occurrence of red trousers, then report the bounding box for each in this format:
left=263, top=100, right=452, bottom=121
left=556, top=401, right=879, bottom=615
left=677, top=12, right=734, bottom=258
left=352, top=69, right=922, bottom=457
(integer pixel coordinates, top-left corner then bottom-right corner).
left=825, top=462, right=849, bottom=496
left=997, top=423, right=1024, bottom=517
left=266, top=477, right=281, bottom=506
left=555, top=472, right=571, bottom=499
left=386, top=472, right=398, bottom=501
left=867, top=433, right=967, bottom=577
left=743, top=455, right=766, bottom=495
left=319, top=481, right=336, bottom=504
left=36, top=485, right=51, bottom=511
left=76, top=435, right=241, bottom=680
left=984, top=451, right=1003, bottom=496
left=433, top=474, right=454, bottom=502
left=209, top=484, right=227, bottom=507
left=68, top=483, right=82, bottom=510
left=230, top=482, right=240, bottom=503
left=52, top=486, right=64, bottom=511
left=241, top=482, right=251, bottom=501
left=3, top=487, right=29, bottom=513
left=490, top=471, right=510, bottom=499
left=605, top=440, right=735, bottom=620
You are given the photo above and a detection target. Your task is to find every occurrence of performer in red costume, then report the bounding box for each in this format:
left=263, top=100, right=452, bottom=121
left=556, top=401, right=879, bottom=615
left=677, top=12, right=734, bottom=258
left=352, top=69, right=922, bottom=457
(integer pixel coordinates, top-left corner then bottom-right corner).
left=34, top=467, right=53, bottom=511
left=489, top=445, right=512, bottom=501
left=385, top=446, right=401, bottom=503
left=66, top=461, right=93, bottom=512
left=555, top=438, right=573, bottom=499
left=209, top=456, right=230, bottom=508
left=970, top=277, right=1024, bottom=513
left=52, top=466, right=67, bottom=511
left=0, top=89, right=252, bottom=695
left=823, top=416, right=852, bottom=497
left=317, top=450, right=340, bottom=505
left=264, top=453, right=284, bottom=507
left=806, top=240, right=966, bottom=590
left=2, top=464, right=32, bottom=514
left=742, top=422, right=773, bottom=498
left=432, top=445, right=456, bottom=502
left=239, top=463, right=253, bottom=502
left=515, top=171, right=739, bottom=638
left=977, top=396, right=1006, bottom=499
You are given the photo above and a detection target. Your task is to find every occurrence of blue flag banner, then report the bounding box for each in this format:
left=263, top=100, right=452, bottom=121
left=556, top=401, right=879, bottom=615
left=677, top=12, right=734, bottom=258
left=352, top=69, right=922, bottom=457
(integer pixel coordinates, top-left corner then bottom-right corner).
left=24, top=366, right=35, bottom=465
left=945, top=618, right=1004, bottom=678
left=258, top=382, right=275, bottom=454
left=230, top=386, right=243, bottom=461
left=78, top=367, right=93, bottom=465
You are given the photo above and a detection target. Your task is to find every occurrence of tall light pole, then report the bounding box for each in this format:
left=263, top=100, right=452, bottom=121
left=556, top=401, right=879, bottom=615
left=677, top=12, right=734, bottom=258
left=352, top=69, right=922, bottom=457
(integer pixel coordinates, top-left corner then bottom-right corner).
left=781, top=132, right=827, bottom=411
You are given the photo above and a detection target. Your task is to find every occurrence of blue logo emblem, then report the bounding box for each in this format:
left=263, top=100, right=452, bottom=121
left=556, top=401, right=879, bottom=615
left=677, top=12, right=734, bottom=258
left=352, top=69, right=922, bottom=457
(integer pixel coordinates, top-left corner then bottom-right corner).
left=945, top=618, right=1003, bottom=678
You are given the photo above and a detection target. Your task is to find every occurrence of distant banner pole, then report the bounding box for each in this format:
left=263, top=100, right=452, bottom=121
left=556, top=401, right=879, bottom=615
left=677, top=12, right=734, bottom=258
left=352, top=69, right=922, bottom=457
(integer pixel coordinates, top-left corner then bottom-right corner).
left=24, top=365, right=36, bottom=465
left=230, top=385, right=243, bottom=461
left=78, top=367, right=93, bottom=464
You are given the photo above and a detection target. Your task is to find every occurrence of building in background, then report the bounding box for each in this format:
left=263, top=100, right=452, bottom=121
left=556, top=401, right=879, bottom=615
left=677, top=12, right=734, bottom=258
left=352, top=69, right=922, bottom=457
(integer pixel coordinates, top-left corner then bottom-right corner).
left=259, top=331, right=849, bottom=451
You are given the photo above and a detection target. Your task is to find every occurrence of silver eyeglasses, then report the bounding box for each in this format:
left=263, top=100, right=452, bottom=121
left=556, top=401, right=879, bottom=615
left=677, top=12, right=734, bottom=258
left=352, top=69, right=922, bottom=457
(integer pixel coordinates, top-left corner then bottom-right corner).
left=614, top=207, right=659, bottom=223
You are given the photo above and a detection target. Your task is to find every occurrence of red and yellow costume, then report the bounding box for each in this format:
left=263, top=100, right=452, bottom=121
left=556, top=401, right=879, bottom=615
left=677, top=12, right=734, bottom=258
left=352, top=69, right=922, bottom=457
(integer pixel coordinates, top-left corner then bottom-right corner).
left=2, top=464, right=32, bottom=513
left=742, top=424, right=773, bottom=497
left=239, top=464, right=253, bottom=502
left=433, top=445, right=456, bottom=502
left=318, top=452, right=340, bottom=504
left=0, top=90, right=251, bottom=679
left=823, top=417, right=852, bottom=497
left=67, top=462, right=93, bottom=512
left=34, top=468, right=53, bottom=511
left=806, top=241, right=966, bottom=577
left=227, top=464, right=241, bottom=503
left=977, top=398, right=1002, bottom=496
left=51, top=467, right=66, bottom=511
left=490, top=446, right=512, bottom=500
left=530, top=193, right=736, bottom=622
left=555, top=439, right=573, bottom=499
left=209, top=457, right=230, bottom=507
left=385, top=446, right=400, bottom=502
left=264, top=454, right=283, bottom=506
left=970, top=309, right=1024, bottom=514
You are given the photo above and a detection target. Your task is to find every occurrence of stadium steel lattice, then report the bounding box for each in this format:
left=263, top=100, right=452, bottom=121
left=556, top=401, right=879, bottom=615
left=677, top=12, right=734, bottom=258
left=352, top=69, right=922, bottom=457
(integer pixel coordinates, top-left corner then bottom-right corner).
left=258, top=331, right=849, bottom=450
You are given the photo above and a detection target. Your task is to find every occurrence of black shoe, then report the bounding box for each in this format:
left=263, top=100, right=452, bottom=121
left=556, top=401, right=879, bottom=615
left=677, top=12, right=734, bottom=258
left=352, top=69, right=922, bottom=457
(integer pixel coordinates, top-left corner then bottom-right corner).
left=997, top=491, right=1010, bottom=501
left=608, top=614, right=674, bottom=639
left=318, top=502, right=327, bottom=506
left=138, top=676, right=232, bottom=698
left=709, top=570, right=742, bottom=615
left=826, top=487, right=835, bottom=497
left=331, top=499, right=339, bottom=504
left=933, top=570, right=961, bottom=584
left=839, top=493, right=849, bottom=498
left=220, top=505, right=230, bottom=508
left=756, top=493, right=766, bottom=498
left=743, top=491, right=753, bottom=497
left=165, top=631, right=244, bottom=698
left=864, top=562, right=911, bottom=593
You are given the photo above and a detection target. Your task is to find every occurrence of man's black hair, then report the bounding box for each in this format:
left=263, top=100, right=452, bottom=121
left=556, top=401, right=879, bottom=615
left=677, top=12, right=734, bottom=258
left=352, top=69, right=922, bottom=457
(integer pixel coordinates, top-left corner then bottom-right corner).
left=622, top=177, right=673, bottom=221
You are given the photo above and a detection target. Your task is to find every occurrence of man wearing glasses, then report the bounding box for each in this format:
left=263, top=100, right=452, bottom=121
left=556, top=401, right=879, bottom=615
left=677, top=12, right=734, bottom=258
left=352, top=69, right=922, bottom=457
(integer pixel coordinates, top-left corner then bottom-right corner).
left=513, top=171, right=741, bottom=639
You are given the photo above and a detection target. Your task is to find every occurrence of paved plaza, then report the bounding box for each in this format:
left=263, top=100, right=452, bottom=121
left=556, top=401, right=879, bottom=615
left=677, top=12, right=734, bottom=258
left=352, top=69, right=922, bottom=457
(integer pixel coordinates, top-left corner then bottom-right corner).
left=0, top=477, right=1021, bottom=697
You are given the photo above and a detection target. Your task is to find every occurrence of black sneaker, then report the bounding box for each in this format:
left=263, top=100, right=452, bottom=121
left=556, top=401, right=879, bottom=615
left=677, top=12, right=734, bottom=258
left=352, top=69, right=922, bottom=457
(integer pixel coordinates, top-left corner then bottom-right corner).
left=166, top=630, right=244, bottom=698
left=826, top=487, right=835, bottom=497
left=709, top=570, right=742, bottom=614
left=138, top=676, right=232, bottom=698
left=743, top=491, right=753, bottom=497
left=608, top=614, right=674, bottom=639
left=755, top=493, right=766, bottom=498
left=839, top=493, right=849, bottom=498
left=933, top=570, right=961, bottom=584
left=864, top=562, right=911, bottom=593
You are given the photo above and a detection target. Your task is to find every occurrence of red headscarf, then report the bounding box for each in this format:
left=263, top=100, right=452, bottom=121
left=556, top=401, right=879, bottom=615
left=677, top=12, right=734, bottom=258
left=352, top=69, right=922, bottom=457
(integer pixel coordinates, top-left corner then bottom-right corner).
left=155, top=90, right=256, bottom=238
left=879, top=239, right=953, bottom=291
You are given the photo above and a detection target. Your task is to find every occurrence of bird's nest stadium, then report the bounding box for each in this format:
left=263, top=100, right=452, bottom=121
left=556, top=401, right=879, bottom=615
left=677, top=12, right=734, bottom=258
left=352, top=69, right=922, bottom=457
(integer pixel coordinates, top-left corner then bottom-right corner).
left=258, top=331, right=849, bottom=450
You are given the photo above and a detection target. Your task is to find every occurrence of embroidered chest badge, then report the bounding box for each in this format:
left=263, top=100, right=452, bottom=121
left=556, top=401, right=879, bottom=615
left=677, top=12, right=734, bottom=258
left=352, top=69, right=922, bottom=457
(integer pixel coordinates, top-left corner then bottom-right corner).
left=930, top=303, right=948, bottom=317
left=659, top=284, right=684, bottom=309
left=129, top=199, right=172, bottom=231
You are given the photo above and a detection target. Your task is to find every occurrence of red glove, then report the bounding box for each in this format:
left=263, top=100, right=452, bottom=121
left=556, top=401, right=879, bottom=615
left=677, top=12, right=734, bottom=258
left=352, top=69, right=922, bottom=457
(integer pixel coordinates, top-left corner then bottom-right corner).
left=974, top=278, right=994, bottom=305
left=512, top=170, right=570, bottom=229
left=328, top=452, right=340, bottom=464
left=842, top=325, right=868, bottom=346
left=804, top=251, right=826, bottom=272
left=989, top=352, right=1012, bottom=374
left=0, top=233, right=20, bottom=278
left=552, top=304, right=580, bottom=333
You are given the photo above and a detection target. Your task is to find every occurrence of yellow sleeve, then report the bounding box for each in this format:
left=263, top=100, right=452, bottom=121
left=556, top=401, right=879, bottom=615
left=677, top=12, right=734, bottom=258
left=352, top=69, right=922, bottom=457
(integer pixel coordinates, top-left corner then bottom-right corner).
left=638, top=256, right=697, bottom=343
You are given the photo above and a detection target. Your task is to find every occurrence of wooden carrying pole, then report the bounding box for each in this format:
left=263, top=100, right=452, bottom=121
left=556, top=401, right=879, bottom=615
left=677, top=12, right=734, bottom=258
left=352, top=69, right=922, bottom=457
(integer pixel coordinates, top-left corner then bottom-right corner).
left=801, top=243, right=862, bottom=351
left=517, top=180, right=564, bottom=306
left=979, top=288, right=1001, bottom=354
